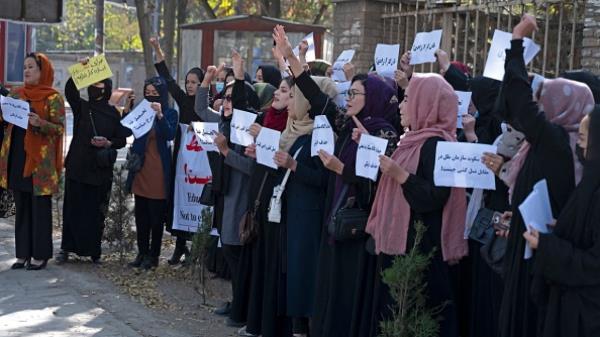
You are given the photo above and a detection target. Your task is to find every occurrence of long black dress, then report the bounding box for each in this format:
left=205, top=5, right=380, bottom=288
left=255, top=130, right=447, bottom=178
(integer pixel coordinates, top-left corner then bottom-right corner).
left=496, top=39, right=576, bottom=337
left=531, top=108, right=600, bottom=337
left=61, top=78, right=127, bottom=258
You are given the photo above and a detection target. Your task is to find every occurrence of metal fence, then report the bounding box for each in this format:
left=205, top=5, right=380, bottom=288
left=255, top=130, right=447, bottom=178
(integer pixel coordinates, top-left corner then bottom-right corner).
left=381, top=0, right=586, bottom=77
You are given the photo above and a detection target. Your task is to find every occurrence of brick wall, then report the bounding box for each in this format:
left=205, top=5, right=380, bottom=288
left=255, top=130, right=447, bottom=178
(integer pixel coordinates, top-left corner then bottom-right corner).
left=332, top=0, right=388, bottom=73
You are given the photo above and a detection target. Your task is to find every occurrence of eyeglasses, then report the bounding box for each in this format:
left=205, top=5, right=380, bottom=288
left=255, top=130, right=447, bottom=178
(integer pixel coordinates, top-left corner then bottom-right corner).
left=223, top=96, right=233, bottom=102
left=346, top=90, right=366, bottom=100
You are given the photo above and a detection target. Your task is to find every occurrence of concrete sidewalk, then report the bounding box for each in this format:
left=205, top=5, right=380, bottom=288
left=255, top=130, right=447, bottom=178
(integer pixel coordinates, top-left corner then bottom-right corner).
left=0, top=219, right=211, bottom=337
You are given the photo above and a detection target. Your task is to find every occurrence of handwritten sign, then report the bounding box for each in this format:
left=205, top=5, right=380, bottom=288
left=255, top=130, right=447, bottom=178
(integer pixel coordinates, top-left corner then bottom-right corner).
left=374, top=43, right=400, bottom=78
left=356, top=134, right=389, bottom=181
left=120, top=99, right=155, bottom=139
left=1, top=95, right=30, bottom=129
left=68, top=54, right=113, bottom=90
left=256, top=127, right=281, bottom=169
left=434, top=142, right=497, bottom=190
left=409, top=30, right=443, bottom=65
left=455, top=91, right=472, bottom=128
left=230, top=109, right=257, bottom=147
left=192, top=122, right=219, bottom=152
left=334, top=81, right=351, bottom=109
left=293, top=32, right=316, bottom=62
left=519, top=179, right=553, bottom=259
left=332, top=49, right=355, bottom=82
left=483, top=29, right=541, bottom=81
left=311, top=115, right=335, bottom=157
left=173, top=125, right=213, bottom=233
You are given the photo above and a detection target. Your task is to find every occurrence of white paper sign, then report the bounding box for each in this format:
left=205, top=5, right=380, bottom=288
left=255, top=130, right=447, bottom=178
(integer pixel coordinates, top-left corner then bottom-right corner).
left=334, top=81, right=351, bottom=109
left=356, top=134, right=389, bottom=181
left=434, top=142, right=497, bottom=190
left=374, top=44, right=400, bottom=78
left=293, top=32, right=316, bottom=62
left=409, top=30, right=443, bottom=65
left=0, top=95, right=30, bottom=129
left=173, top=125, right=213, bottom=233
left=519, top=179, right=553, bottom=259
left=256, top=127, right=281, bottom=169
left=483, top=29, right=541, bottom=81
left=455, top=91, right=472, bottom=128
left=311, top=115, right=335, bottom=157
left=230, top=109, right=257, bottom=147
left=192, top=122, right=219, bottom=152
left=332, top=49, right=355, bottom=82
left=120, top=99, right=155, bottom=139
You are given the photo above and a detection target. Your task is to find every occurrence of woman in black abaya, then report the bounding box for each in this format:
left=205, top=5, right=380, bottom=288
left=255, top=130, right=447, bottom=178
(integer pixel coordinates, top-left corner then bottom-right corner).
left=524, top=106, right=600, bottom=337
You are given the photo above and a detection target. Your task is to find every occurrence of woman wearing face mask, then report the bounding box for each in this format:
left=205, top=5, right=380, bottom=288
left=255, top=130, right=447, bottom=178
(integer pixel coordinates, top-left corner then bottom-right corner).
left=56, top=59, right=128, bottom=265
left=523, top=107, right=600, bottom=337
left=149, top=37, right=206, bottom=265
left=495, top=15, right=594, bottom=337
left=126, top=77, right=177, bottom=270
left=272, top=25, right=400, bottom=337
left=0, top=53, right=65, bottom=270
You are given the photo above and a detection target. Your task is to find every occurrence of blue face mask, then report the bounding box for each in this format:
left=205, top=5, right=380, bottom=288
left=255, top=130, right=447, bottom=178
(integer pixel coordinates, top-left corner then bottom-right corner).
left=215, top=81, right=225, bottom=93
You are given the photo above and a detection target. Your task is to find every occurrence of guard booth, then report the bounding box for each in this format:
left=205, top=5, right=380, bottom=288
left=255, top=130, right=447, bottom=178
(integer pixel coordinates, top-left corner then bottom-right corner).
left=178, top=15, right=330, bottom=83
left=0, top=0, right=63, bottom=87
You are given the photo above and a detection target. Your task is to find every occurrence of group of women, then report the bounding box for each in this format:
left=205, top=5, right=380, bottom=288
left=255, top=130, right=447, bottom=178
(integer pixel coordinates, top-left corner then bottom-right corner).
left=1, top=14, right=599, bottom=337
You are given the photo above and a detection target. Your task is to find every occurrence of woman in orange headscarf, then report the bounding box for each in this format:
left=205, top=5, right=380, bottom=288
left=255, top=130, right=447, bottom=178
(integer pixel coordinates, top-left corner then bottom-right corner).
left=0, top=52, right=65, bottom=270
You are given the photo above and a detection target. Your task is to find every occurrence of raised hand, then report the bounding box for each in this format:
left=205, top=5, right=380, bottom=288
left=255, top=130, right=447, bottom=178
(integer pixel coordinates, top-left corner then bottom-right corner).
left=513, top=14, right=538, bottom=40
left=351, top=116, right=368, bottom=144
left=435, top=49, right=451, bottom=73
left=272, top=25, right=294, bottom=59
left=231, top=50, right=245, bottom=80
left=399, top=51, right=413, bottom=79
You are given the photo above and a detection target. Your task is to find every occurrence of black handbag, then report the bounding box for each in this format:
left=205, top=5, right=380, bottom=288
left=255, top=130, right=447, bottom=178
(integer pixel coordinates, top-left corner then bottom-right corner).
left=468, top=208, right=497, bottom=245
left=481, top=234, right=507, bottom=276
left=89, top=111, right=117, bottom=168
left=200, top=183, right=215, bottom=206
left=328, top=185, right=368, bottom=241
left=239, top=172, right=268, bottom=245
left=125, top=148, right=143, bottom=172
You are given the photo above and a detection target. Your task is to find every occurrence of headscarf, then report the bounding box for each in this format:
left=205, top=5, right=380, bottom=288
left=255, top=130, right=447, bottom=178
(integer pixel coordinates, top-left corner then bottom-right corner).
left=451, top=61, right=471, bottom=77
left=279, top=76, right=337, bottom=152
left=253, top=82, right=277, bottom=112
left=14, top=52, right=63, bottom=177
left=504, top=78, right=594, bottom=196
left=366, top=73, right=468, bottom=262
left=258, top=65, right=282, bottom=88
left=186, top=67, right=205, bottom=88
left=470, top=76, right=503, bottom=144
left=561, top=70, right=600, bottom=104
left=88, top=78, right=116, bottom=118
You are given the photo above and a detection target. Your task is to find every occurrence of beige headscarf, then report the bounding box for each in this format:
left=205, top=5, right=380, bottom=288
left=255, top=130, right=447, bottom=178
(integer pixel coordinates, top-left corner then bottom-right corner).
left=279, top=76, right=338, bottom=151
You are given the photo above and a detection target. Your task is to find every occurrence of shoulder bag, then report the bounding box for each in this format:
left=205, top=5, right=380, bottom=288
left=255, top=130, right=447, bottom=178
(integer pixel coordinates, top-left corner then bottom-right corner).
left=268, top=147, right=303, bottom=223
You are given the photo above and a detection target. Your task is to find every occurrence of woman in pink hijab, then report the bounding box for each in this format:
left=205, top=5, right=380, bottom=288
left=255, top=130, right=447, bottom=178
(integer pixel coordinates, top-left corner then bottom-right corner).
left=365, top=73, right=467, bottom=337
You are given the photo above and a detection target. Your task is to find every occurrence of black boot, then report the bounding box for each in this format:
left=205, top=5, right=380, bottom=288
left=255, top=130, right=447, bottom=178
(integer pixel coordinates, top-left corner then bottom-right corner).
left=141, top=255, right=159, bottom=270
left=128, top=254, right=145, bottom=268
left=168, top=242, right=189, bottom=265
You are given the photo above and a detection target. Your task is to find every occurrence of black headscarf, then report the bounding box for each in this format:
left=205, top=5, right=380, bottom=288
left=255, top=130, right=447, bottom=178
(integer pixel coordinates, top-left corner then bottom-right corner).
left=470, top=76, right=503, bottom=145
left=561, top=70, right=600, bottom=104
left=258, top=65, right=282, bottom=89
left=87, top=78, right=115, bottom=116
left=186, top=67, right=205, bottom=85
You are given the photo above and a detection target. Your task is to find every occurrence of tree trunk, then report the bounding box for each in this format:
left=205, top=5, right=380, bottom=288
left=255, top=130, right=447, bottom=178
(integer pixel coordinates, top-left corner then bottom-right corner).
left=135, top=0, right=156, bottom=78
left=95, top=0, right=105, bottom=55
left=199, top=0, right=217, bottom=19
left=163, top=0, right=177, bottom=71
left=270, top=0, right=281, bottom=18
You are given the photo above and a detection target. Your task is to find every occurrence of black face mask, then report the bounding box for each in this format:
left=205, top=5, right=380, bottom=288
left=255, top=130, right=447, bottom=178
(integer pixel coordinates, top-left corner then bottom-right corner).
left=145, top=95, right=161, bottom=103
left=575, top=144, right=587, bottom=164
left=88, top=86, right=105, bottom=101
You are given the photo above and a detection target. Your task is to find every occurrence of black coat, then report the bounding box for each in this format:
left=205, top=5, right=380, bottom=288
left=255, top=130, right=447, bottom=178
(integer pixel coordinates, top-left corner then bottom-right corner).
left=64, top=78, right=127, bottom=186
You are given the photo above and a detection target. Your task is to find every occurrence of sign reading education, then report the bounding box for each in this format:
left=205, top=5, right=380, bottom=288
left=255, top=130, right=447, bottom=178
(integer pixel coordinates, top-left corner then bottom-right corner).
left=374, top=43, right=400, bottom=78
left=434, top=142, right=497, bottom=190
left=356, top=134, right=389, bottom=181
left=332, top=49, right=355, bottom=82
left=230, top=109, right=257, bottom=147
left=68, top=54, right=113, bottom=90
left=173, top=125, right=213, bottom=233
left=192, top=122, right=219, bottom=152
left=311, top=115, right=335, bottom=157
left=256, top=127, right=281, bottom=169
left=1, top=95, right=30, bottom=129
left=120, top=99, right=156, bottom=139
left=483, top=30, right=541, bottom=81
left=409, top=30, right=443, bottom=65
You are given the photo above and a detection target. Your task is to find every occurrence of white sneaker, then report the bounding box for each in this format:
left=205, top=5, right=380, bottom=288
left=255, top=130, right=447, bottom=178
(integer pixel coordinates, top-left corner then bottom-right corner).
left=237, top=326, right=258, bottom=336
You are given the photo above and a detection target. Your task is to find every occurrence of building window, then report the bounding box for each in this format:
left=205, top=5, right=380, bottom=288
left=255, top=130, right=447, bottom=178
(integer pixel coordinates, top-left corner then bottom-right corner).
left=6, top=22, right=26, bottom=83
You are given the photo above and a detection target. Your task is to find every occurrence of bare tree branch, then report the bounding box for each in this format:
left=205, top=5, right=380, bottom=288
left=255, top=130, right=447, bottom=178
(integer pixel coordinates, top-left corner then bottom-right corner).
left=135, top=0, right=156, bottom=77
left=312, top=3, right=328, bottom=25
left=198, top=0, right=217, bottom=19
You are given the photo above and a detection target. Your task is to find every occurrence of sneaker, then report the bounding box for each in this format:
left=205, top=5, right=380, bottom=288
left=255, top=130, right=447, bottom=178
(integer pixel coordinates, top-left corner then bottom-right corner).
left=214, top=301, right=231, bottom=316
left=238, top=326, right=258, bottom=336
left=128, top=254, right=145, bottom=268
